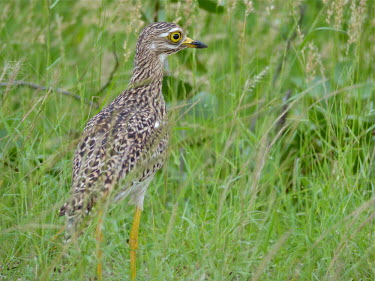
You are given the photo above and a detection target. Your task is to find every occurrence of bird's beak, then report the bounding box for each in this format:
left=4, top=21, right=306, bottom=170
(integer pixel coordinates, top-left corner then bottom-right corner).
left=182, top=37, right=208, bottom=49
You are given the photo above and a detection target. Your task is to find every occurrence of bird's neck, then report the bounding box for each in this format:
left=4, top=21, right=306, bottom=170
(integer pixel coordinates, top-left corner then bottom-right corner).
left=128, top=50, right=167, bottom=118
left=130, top=50, right=165, bottom=87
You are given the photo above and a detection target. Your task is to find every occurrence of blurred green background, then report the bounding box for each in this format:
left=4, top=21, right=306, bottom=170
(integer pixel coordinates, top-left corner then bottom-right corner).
left=0, top=0, right=374, bottom=280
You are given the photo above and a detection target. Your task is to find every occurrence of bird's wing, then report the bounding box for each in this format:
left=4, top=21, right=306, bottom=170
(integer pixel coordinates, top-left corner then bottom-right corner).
left=60, top=107, right=167, bottom=218
left=60, top=107, right=167, bottom=241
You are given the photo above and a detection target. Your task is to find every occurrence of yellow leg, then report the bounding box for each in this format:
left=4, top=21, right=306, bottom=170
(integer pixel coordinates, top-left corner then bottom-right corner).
left=51, top=227, right=65, bottom=241
left=96, top=209, right=104, bottom=281
left=130, top=207, right=142, bottom=281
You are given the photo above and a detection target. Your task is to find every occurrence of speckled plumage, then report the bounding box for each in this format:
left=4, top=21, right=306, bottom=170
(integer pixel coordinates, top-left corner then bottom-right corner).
left=59, top=22, right=207, bottom=242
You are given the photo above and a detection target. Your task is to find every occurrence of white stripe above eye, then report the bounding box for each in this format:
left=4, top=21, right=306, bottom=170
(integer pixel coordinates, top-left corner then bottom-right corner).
left=158, top=28, right=183, bottom=37
left=158, top=32, right=170, bottom=37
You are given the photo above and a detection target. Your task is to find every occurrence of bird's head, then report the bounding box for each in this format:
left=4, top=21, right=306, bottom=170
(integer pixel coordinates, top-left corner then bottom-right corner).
left=136, top=22, right=207, bottom=60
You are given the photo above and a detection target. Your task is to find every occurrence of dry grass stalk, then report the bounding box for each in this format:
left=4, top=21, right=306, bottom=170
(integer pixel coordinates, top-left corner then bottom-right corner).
left=244, top=0, right=254, bottom=16
left=347, top=0, right=367, bottom=54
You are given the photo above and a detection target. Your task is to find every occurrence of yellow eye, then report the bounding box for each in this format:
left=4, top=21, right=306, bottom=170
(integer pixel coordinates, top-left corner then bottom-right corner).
left=169, top=31, right=181, bottom=43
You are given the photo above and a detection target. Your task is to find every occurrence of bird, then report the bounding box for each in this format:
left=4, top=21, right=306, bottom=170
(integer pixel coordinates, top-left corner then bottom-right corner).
left=59, top=22, right=207, bottom=280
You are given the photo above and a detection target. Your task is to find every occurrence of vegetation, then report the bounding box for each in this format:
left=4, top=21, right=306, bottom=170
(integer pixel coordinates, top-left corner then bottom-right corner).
left=0, top=0, right=374, bottom=280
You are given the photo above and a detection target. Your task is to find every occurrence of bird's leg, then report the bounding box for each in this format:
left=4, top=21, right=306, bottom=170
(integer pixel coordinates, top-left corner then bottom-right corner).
left=130, top=207, right=142, bottom=281
left=51, top=227, right=65, bottom=241
left=96, top=208, right=104, bottom=281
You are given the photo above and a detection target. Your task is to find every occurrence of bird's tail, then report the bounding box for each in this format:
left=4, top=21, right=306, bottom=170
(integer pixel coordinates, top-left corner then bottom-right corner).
left=60, top=190, right=98, bottom=243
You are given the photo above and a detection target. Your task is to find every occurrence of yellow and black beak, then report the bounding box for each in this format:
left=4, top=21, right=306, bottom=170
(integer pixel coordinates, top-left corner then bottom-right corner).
left=182, top=37, right=208, bottom=49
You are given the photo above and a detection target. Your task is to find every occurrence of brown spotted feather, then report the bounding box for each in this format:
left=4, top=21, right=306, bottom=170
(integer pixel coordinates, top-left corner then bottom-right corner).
left=59, top=22, right=204, bottom=242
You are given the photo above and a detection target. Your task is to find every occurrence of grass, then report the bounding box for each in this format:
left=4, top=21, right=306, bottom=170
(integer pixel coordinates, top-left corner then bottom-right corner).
left=0, top=0, right=374, bottom=280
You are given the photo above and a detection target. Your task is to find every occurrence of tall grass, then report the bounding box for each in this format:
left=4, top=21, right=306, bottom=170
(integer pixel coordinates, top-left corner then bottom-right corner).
left=0, top=0, right=374, bottom=280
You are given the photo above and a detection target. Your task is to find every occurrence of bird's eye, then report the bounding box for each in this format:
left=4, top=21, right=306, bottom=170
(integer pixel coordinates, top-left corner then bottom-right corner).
left=169, top=32, right=181, bottom=43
